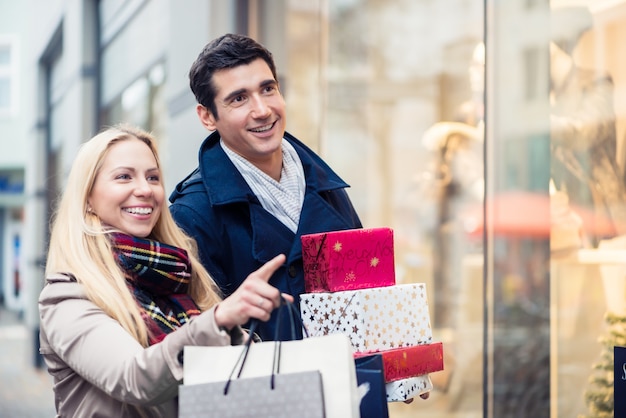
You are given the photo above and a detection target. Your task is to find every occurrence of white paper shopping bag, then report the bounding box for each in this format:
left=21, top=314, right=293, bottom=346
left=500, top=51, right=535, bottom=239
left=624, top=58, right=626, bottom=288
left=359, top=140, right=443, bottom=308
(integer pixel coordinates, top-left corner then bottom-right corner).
left=183, top=333, right=358, bottom=418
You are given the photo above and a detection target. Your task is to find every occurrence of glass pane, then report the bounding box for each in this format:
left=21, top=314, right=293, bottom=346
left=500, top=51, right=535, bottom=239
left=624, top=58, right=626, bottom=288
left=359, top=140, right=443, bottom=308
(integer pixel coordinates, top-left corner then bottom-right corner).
left=99, top=62, right=167, bottom=142
left=99, top=0, right=168, bottom=105
left=485, top=1, right=551, bottom=415
left=549, top=2, right=626, bottom=417
left=280, top=1, right=485, bottom=416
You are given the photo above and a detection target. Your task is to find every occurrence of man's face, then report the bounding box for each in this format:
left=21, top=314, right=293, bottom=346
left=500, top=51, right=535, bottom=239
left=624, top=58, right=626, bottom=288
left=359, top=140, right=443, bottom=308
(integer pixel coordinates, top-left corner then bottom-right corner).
left=198, top=58, right=286, bottom=167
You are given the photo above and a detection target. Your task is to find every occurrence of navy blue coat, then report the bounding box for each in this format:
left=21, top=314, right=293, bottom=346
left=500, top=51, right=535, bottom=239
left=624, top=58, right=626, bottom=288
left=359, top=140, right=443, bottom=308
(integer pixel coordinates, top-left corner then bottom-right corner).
left=169, top=131, right=362, bottom=341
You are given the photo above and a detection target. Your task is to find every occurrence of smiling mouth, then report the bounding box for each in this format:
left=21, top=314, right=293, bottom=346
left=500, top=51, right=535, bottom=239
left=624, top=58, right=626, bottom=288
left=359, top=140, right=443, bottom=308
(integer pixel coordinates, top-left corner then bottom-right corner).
left=249, top=121, right=275, bottom=133
left=124, top=207, right=153, bottom=215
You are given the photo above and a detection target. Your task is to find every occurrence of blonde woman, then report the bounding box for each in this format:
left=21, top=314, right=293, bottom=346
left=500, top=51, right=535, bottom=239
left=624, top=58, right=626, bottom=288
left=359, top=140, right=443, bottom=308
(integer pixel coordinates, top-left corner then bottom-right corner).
left=39, top=124, right=290, bottom=417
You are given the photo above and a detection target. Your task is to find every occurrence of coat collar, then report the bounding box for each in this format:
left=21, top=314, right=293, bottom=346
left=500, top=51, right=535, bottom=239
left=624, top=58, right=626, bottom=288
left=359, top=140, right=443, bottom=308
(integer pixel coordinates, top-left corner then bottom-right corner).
left=198, top=130, right=350, bottom=206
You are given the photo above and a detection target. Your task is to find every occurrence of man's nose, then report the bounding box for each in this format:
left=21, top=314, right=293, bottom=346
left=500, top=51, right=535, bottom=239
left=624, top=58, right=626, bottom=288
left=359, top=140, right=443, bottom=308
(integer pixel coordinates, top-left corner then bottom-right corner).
left=250, top=95, right=271, bottom=118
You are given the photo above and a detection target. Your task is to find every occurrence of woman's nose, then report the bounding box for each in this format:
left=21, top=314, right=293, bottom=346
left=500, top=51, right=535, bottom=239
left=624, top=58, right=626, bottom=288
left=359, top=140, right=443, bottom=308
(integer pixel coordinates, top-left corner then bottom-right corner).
left=134, top=179, right=154, bottom=196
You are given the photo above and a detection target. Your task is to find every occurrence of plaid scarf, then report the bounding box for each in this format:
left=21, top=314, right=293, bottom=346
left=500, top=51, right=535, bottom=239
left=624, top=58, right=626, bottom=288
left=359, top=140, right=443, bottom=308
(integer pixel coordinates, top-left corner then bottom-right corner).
left=111, top=233, right=201, bottom=345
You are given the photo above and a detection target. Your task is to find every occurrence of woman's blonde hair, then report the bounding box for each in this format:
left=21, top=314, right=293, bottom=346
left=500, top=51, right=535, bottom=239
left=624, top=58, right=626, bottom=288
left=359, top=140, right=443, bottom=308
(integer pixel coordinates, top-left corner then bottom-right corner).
left=45, top=124, right=222, bottom=346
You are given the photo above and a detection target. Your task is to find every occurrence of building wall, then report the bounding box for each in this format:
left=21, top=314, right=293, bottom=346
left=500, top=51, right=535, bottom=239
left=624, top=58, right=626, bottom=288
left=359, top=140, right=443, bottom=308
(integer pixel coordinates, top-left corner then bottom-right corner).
left=0, top=0, right=30, bottom=308
left=18, top=0, right=98, bottom=331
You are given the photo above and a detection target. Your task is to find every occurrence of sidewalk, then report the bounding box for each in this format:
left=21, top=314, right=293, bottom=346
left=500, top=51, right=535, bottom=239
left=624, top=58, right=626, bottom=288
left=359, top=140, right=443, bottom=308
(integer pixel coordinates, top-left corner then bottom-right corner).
left=0, top=308, right=56, bottom=418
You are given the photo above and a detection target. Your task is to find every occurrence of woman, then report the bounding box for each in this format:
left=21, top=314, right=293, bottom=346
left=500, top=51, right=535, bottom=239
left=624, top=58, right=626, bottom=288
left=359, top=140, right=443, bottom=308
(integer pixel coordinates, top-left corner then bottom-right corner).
left=39, top=124, right=290, bottom=417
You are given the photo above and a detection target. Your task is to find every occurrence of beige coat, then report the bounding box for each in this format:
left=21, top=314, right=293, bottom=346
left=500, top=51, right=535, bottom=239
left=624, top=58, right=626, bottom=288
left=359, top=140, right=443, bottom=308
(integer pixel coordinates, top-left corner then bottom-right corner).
left=39, top=274, right=239, bottom=418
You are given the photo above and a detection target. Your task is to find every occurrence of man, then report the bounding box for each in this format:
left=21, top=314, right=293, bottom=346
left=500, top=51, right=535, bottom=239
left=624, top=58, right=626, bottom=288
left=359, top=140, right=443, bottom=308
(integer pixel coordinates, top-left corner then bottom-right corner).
left=169, top=34, right=362, bottom=341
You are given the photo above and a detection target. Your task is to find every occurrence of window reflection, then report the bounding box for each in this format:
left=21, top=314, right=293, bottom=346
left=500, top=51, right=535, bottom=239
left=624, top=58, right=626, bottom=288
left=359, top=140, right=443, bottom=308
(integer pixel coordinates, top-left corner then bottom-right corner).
left=550, top=3, right=626, bottom=417
left=285, top=1, right=485, bottom=415
left=99, top=62, right=167, bottom=141
left=550, top=6, right=626, bottom=249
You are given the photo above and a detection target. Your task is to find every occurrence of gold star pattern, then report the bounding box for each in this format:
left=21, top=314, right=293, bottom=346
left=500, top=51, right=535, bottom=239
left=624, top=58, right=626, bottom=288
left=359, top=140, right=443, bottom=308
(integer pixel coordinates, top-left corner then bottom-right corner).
left=370, top=257, right=379, bottom=267
left=299, top=283, right=434, bottom=352
left=333, top=241, right=342, bottom=252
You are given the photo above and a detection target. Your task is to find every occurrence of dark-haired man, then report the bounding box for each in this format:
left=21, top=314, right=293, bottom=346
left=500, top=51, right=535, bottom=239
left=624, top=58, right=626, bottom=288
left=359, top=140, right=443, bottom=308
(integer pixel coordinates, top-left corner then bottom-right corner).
left=169, top=34, right=362, bottom=341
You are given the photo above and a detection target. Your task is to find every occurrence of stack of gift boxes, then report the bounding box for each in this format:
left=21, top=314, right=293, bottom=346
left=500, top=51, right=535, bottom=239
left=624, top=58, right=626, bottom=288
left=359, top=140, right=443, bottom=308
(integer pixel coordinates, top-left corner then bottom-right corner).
left=299, top=227, right=444, bottom=402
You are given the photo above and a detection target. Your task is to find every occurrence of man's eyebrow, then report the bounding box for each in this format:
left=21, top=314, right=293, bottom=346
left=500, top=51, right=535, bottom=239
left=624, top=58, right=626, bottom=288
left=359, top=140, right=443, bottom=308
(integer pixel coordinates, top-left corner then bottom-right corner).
left=259, top=79, right=277, bottom=89
left=223, top=88, right=247, bottom=104
left=222, top=79, right=277, bottom=103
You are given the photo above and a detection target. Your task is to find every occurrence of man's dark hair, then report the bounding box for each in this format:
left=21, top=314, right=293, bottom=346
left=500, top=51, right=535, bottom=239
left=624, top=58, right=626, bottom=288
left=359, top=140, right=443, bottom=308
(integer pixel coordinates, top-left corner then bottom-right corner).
left=189, top=33, right=278, bottom=119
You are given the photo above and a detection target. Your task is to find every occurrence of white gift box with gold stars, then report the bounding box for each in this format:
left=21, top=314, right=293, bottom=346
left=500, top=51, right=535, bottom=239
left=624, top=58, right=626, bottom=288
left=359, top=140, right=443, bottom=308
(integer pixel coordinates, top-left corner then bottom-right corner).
left=299, top=283, right=433, bottom=352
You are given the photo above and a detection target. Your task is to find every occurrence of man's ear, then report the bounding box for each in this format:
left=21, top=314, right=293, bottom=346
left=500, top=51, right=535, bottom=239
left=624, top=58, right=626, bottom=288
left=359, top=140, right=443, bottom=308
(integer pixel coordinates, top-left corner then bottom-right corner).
left=196, top=104, right=217, bottom=131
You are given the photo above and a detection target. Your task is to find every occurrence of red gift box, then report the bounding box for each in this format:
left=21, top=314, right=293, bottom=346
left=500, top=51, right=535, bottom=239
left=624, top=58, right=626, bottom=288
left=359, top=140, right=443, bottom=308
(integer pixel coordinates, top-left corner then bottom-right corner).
left=301, top=227, right=395, bottom=293
left=354, top=342, right=444, bottom=383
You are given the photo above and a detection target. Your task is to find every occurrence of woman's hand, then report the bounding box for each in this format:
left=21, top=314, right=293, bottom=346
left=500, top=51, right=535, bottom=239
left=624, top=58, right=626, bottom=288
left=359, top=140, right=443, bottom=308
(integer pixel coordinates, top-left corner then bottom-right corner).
left=214, top=254, right=294, bottom=330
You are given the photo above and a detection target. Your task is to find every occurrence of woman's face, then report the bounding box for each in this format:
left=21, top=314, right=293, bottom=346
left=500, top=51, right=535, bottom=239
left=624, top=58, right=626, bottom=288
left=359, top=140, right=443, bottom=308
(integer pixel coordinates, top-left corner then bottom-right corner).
left=88, top=138, right=164, bottom=238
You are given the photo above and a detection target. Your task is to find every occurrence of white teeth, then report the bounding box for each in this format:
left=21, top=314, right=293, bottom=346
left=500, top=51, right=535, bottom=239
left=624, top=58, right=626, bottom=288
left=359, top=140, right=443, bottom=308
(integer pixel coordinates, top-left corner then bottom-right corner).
left=251, top=123, right=272, bottom=133
left=124, top=207, right=152, bottom=215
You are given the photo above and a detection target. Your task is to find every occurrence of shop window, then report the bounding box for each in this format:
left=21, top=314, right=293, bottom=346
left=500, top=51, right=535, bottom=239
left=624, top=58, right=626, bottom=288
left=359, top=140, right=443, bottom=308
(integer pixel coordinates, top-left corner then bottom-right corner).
left=99, top=62, right=167, bottom=139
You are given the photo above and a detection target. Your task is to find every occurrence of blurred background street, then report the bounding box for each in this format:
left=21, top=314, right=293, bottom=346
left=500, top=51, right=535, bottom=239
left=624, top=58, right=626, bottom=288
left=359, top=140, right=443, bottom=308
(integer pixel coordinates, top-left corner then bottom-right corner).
left=0, top=308, right=55, bottom=418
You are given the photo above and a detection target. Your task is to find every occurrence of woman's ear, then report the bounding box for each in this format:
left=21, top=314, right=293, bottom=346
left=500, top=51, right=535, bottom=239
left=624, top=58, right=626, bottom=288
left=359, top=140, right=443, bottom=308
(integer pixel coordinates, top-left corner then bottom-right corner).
left=197, top=104, right=217, bottom=131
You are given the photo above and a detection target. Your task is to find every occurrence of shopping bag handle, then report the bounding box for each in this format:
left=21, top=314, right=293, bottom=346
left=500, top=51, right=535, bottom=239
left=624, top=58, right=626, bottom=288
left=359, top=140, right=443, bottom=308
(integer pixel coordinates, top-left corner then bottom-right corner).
left=279, top=296, right=311, bottom=340
left=246, top=295, right=310, bottom=342
left=223, top=297, right=307, bottom=394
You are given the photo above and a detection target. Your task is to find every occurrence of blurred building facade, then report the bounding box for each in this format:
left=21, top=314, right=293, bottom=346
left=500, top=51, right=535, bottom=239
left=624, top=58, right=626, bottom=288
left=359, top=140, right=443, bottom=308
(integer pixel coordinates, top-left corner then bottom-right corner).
left=1, top=0, right=626, bottom=416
